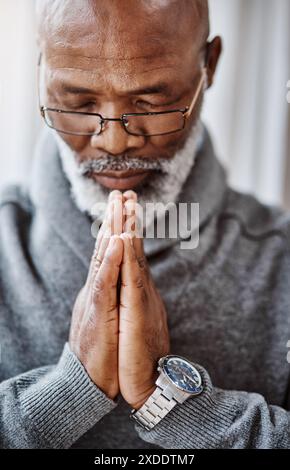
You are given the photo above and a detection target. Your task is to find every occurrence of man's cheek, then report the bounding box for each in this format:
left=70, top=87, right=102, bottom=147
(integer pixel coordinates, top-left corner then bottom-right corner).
left=62, top=134, right=90, bottom=153
left=150, top=135, right=185, bottom=158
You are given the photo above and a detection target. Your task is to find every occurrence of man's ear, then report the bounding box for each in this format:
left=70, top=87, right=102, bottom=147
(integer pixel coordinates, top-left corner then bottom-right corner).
left=205, top=36, right=222, bottom=89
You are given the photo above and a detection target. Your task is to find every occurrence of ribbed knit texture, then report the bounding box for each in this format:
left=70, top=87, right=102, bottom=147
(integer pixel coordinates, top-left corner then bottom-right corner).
left=1, top=344, right=117, bottom=448
left=135, top=364, right=239, bottom=449
left=19, top=344, right=117, bottom=448
left=137, top=367, right=290, bottom=449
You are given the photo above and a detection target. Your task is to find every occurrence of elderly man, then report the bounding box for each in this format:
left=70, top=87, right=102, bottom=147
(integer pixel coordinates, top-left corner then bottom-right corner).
left=0, top=0, right=289, bottom=449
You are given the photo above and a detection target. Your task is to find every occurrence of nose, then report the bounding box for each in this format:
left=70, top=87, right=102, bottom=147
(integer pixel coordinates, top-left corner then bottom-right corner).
left=90, top=115, right=145, bottom=155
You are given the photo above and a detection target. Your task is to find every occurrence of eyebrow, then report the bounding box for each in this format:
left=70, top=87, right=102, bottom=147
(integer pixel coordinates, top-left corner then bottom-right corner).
left=127, top=83, right=172, bottom=96
left=59, top=82, right=173, bottom=97
left=59, top=84, right=97, bottom=95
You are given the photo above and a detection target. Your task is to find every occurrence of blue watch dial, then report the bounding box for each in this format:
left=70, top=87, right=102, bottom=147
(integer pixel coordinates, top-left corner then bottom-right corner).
left=162, top=356, right=202, bottom=394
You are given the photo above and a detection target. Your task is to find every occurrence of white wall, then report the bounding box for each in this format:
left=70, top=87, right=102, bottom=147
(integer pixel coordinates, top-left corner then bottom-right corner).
left=204, top=0, right=290, bottom=208
left=0, top=0, right=40, bottom=186
left=0, top=0, right=289, bottom=209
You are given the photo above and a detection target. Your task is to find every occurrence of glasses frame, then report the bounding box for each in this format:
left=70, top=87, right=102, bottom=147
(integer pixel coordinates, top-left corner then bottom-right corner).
left=38, top=53, right=207, bottom=138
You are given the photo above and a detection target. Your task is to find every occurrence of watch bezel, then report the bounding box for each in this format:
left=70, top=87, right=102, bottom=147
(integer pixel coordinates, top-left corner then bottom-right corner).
left=158, top=355, right=203, bottom=395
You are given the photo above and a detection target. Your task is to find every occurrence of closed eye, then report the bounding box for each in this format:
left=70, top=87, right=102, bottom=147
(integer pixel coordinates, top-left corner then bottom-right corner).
left=136, top=99, right=177, bottom=111
left=67, top=101, right=97, bottom=111
left=78, top=102, right=97, bottom=111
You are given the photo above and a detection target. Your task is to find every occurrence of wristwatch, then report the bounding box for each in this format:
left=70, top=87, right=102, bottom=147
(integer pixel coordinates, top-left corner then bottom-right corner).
left=130, top=355, right=203, bottom=431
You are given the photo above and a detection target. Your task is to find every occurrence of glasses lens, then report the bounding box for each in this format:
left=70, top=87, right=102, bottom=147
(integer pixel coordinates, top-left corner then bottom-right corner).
left=124, top=111, right=185, bottom=136
left=44, top=110, right=102, bottom=135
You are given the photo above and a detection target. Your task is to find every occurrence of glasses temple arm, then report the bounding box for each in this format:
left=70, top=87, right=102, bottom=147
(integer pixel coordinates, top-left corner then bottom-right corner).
left=184, top=66, right=207, bottom=119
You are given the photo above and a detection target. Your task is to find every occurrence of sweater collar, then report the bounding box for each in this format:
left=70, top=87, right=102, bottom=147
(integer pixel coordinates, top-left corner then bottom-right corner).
left=29, top=125, right=228, bottom=265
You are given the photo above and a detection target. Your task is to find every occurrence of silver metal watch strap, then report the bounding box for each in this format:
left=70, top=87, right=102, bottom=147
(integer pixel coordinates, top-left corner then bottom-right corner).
left=130, top=377, right=179, bottom=431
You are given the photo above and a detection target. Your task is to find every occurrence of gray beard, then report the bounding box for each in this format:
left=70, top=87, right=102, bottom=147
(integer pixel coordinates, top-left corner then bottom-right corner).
left=53, top=121, right=204, bottom=228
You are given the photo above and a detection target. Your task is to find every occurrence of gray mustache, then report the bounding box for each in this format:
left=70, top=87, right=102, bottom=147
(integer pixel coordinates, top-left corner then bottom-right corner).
left=77, top=155, right=171, bottom=175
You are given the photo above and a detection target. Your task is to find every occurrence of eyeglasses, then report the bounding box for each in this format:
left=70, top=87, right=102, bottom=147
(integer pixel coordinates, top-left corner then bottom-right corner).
left=39, top=57, right=207, bottom=138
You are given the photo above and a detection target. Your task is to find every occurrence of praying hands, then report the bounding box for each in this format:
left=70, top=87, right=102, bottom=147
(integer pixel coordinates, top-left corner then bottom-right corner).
left=69, top=190, right=170, bottom=410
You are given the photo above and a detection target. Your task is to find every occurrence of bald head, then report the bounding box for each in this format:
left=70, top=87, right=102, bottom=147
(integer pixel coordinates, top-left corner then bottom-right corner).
left=36, top=0, right=209, bottom=55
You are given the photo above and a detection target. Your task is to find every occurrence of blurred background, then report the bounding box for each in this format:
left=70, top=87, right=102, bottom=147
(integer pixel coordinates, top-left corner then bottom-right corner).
left=0, top=0, right=289, bottom=209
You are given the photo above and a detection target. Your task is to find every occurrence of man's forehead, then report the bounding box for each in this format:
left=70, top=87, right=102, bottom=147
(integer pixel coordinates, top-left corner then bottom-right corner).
left=43, top=31, right=195, bottom=81
left=43, top=53, right=191, bottom=99
left=44, top=47, right=183, bottom=71
left=39, top=0, right=208, bottom=94
left=38, top=0, right=208, bottom=59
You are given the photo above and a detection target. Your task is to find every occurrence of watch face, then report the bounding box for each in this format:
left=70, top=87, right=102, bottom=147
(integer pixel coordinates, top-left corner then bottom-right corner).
left=162, top=356, right=202, bottom=394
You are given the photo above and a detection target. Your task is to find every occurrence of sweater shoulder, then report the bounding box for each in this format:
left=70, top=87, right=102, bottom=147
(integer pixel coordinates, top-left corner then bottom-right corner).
left=0, top=183, right=33, bottom=250
left=0, top=183, right=34, bottom=234
left=0, top=183, right=32, bottom=213
left=221, top=187, right=290, bottom=245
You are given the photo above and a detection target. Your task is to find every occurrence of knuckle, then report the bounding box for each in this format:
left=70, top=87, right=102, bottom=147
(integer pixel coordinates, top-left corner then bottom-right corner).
left=92, top=245, right=100, bottom=261
left=137, top=256, right=146, bottom=269
left=90, top=253, right=102, bottom=273
left=137, top=257, right=149, bottom=277
left=132, top=278, right=148, bottom=304
left=92, top=276, right=105, bottom=299
left=106, top=304, right=118, bottom=315
left=140, top=287, right=148, bottom=304
left=91, top=260, right=102, bottom=278
left=95, top=258, right=102, bottom=270
left=87, top=312, right=98, bottom=329
left=134, top=276, right=144, bottom=289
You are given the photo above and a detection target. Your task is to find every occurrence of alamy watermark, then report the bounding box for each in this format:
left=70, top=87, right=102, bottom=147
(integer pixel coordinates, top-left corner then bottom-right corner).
left=91, top=201, right=200, bottom=250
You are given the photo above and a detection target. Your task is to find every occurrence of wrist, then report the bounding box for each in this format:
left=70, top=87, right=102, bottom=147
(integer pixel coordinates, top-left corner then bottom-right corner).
left=131, top=368, right=159, bottom=409
left=132, top=384, right=157, bottom=410
left=131, top=355, right=204, bottom=431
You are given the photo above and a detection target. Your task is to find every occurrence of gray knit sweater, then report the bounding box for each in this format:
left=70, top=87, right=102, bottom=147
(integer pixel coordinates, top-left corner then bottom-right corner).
left=0, top=126, right=290, bottom=449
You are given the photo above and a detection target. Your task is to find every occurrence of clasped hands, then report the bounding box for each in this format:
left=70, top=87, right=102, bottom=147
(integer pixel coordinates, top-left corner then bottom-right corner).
left=69, top=190, right=170, bottom=410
